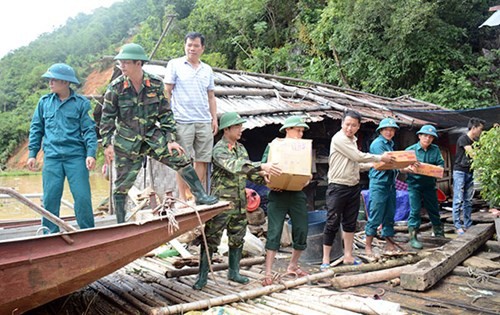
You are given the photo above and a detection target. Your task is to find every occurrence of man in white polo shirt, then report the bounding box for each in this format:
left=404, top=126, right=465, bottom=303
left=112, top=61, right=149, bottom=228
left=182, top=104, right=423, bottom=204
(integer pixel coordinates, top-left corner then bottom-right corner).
left=164, top=32, right=218, bottom=201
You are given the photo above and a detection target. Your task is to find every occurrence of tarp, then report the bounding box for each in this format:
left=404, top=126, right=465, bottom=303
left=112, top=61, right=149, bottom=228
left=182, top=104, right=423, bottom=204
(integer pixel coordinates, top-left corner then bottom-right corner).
left=389, top=105, right=500, bottom=129
left=480, top=10, right=500, bottom=28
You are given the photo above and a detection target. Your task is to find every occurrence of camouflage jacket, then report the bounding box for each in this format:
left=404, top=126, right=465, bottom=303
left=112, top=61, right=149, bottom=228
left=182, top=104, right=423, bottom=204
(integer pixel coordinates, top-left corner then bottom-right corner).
left=100, top=71, right=176, bottom=152
left=211, top=137, right=264, bottom=211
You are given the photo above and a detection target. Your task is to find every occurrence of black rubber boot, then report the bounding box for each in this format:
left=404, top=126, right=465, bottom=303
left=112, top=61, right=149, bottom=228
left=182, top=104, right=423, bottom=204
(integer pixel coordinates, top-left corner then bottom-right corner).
left=433, top=224, right=445, bottom=237
left=114, top=194, right=126, bottom=224
left=228, top=247, right=249, bottom=284
left=179, top=165, right=218, bottom=205
left=193, top=247, right=212, bottom=290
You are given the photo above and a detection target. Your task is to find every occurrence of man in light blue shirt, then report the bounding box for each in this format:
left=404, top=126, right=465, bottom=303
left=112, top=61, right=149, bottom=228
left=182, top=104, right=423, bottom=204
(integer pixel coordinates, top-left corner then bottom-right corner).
left=28, top=63, right=97, bottom=233
left=164, top=32, right=218, bottom=201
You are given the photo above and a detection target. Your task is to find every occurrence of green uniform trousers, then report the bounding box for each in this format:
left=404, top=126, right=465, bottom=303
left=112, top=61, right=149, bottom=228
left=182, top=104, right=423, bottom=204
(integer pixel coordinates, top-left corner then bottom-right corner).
left=42, top=157, right=94, bottom=233
left=204, top=203, right=247, bottom=253
left=266, top=190, right=308, bottom=251
left=407, top=185, right=440, bottom=229
left=365, top=182, right=396, bottom=237
left=113, top=141, right=190, bottom=198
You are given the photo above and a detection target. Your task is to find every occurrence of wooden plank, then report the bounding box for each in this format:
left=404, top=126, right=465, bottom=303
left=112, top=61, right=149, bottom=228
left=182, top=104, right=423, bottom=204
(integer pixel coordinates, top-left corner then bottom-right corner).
left=462, top=256, right=500, bottom=271
left=400, top=223, right=495, bottom=291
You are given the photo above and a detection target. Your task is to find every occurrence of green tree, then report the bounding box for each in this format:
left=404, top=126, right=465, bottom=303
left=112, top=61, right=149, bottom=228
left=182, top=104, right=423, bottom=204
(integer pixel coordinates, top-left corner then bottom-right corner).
left=472, top=125, right=500, bottom=206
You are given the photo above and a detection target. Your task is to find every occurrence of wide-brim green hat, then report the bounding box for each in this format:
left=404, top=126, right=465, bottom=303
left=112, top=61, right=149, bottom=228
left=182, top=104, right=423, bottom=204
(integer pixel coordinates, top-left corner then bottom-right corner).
left=376, top=117, right=399, bottom=132
left=114, top=43, right=149, bottom=61
left=219, top=112, right=246, bottom=131
left=279, top=116, right=310, bottom=133
left=41, top=63, right=80, bottom=84
left=416, top=124, right=438, bottom=138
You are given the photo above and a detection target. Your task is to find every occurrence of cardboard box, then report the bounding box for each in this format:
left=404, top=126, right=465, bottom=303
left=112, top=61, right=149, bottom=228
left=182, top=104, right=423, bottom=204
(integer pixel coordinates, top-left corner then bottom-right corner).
left=373, top=150, right=417, bottom=170
left=413, top=162, right=444, bottom=178
left=266, top=138, right=312, bottom=191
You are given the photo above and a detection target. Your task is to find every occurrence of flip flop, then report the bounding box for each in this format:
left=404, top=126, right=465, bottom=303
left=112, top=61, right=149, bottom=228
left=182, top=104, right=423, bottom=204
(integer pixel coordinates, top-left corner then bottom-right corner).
left=285, top=266, right=309, bottom=278
left=320, top=263, right=330, bottom=272
left=343, top=257, right=362, bottom=266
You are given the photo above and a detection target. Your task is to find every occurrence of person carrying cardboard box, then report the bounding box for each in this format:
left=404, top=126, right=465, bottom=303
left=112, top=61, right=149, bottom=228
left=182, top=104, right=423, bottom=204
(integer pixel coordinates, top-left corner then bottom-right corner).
left=365, top=118, right=400, bottom=256
left=261, top=116, right=312, bottom=285
left=321, top=111, right=394, bottom=268
left=192, top=112, right=281, bottom=290
left=403, top=125, right=445, bottom=249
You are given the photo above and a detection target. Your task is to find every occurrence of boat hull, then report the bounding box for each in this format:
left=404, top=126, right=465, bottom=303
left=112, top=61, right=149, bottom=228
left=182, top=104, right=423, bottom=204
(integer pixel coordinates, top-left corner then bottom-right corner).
left=0, top=203, right=229, bottom=314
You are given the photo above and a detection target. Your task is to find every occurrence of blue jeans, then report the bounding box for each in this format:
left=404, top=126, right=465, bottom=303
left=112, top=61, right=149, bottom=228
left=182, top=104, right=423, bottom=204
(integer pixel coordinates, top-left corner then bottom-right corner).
left=452, top=170, right=474, bottom=230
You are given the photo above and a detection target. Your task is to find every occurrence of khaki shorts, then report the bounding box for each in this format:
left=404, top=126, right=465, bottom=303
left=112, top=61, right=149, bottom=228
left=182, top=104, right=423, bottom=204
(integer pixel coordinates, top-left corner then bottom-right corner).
left=176, top=123, right=214, bottom=162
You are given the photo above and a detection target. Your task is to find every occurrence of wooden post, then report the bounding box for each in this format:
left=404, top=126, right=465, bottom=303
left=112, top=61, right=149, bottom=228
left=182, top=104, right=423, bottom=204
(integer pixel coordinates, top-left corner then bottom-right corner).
left=400, top=223, right=495, bottom=291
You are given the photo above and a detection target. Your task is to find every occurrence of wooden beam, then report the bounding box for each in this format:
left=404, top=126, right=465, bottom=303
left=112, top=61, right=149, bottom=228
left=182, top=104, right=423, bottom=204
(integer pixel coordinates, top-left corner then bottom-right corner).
left=330, top=265, right=409, bottom=289
left=400, top=223, right=495, bottom=291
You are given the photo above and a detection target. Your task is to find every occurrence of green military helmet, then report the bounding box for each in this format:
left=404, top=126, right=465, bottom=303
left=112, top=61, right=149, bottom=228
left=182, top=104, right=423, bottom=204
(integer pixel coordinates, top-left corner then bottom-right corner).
left=41, top=63, right=80, bottom=84
left=417, top=124, right=438, bottom=138
left=376, top=117, right=399, bottom=133
left=219, top=112, right=246, bottom=131
left=114, top=43, right=149, bottom=61
left=279, top=116, right=310, bottom=133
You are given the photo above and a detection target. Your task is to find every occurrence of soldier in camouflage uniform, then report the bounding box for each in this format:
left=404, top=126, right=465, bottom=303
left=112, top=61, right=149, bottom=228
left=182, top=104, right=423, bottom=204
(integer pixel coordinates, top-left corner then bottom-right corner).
left=100, top=43, right=217, bottom=223
left=193, top=112, right=281, bottom=290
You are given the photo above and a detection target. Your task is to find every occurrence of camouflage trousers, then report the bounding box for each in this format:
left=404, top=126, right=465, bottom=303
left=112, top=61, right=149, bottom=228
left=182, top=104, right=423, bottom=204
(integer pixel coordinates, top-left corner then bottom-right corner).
left=113, top=141, right=190, bottom=197
left=203, top=202, right=247, bottom=252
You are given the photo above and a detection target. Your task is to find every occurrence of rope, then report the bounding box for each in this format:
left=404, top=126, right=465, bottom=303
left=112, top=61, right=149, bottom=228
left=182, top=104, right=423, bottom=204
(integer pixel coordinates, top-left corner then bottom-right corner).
left=165, top=196, right=220, bottom=287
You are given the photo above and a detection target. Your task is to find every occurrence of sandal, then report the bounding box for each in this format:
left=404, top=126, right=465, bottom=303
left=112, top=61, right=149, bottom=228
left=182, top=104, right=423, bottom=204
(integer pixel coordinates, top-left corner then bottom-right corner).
left=287, top=267, right=309, bottom=278
left=343, top=257, right=362, bottom=266
left=320, top=263, right=330, bottom=272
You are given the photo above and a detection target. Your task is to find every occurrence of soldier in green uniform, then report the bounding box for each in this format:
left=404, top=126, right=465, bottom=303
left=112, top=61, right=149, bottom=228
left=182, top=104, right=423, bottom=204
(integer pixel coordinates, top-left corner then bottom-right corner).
left=261, top=116, right=311, bottom=285
left=100, top=43, right=217, bottom=223
left=404, top=125, right=445, bottom=249
left=193, top=112, right=281, bottom=290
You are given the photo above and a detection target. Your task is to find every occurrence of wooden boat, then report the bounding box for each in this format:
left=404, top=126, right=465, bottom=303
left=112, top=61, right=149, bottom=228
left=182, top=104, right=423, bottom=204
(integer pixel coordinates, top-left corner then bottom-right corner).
left=0, top=187, right=230, bottom=314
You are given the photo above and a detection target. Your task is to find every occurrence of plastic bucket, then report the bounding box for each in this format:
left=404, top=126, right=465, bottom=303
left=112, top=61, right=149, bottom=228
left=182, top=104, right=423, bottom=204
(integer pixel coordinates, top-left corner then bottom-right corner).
left=437, top=188, right=446, bottom=203
left=288, top=210, right=342, bottom=264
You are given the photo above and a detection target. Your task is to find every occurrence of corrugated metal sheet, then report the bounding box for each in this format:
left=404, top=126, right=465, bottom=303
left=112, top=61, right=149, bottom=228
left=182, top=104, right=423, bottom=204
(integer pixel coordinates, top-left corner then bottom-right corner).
left=142, top=63, right=440, bottom=130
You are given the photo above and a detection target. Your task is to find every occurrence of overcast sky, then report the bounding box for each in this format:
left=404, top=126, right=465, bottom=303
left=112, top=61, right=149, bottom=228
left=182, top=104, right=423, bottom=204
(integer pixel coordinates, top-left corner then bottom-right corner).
left=0, top=0, right=123, bottom=58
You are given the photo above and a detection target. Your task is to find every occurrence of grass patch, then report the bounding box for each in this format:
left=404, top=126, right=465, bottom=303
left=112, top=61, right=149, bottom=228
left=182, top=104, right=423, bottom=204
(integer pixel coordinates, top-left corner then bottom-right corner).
left=0, top=170, right=41, bottom=177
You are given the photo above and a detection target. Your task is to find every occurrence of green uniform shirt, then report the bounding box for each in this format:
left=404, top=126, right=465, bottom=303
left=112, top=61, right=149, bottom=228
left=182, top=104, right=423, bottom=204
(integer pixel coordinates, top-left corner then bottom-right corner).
left=211, top=137, right=263, bottom=211
left=28, top=89, right=97, bottom=159
left=405, top=142, right=444, bottom=187
left=100, top=71, right=176, bottom=151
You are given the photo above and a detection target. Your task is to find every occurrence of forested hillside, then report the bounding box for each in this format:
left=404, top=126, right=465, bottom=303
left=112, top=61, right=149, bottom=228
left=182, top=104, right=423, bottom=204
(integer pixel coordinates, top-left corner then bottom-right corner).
left=0, top=0, right=498, bottom=168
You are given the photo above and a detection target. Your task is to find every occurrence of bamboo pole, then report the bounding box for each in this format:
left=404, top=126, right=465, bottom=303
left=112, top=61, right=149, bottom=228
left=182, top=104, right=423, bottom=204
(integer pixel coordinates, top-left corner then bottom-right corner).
left=98, top=276, right=153, bottom=314
left=150, top=254, right=426, bottom=314
left=271, top=292, right=359, bottom=315
left=149, top=270, right=336, bottom=314
left=90, top=281, right=134, bottom=314
left=0, top=187, right=77, bottom=233
left=246, top=299, right=289, bottom=315
left=259, top=295, right=331, bottom=315
left=165, top=256, right=265, bottom=278
left=292, top=288, right=404, bottom=315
